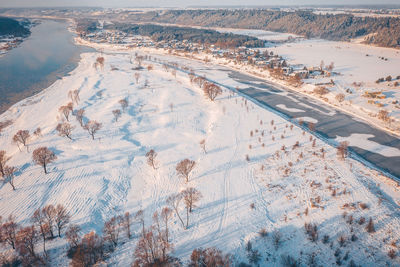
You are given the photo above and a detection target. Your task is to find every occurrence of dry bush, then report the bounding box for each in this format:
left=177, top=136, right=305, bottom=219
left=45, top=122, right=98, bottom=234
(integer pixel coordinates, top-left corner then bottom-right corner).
left=336, top=93, right=345, bottom=103
left=377, top=109, right=390, bottom=122
left=56, top=122, right=75, bottom=140
left=176, top=159, right=196, bottom=183
left=304, top=223, right=318, bottom=242
left=33, top=127, right=42, bottom=137
left=32, top=147, right=57, bottom=174
left=145, top=149, right=157, bottom=170
left=313, top=86, right=330, bottom=95
left=337, top=141, right=349, bottom=160
left=189, top=247, right=232, bottom=267
left=366, top=218, right=375, bottom=233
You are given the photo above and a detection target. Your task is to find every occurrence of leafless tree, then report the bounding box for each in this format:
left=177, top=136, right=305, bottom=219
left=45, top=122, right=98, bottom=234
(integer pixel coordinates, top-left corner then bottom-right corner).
left=84, top=120, right=102, bottom=140
left=72, top=231, right=104, bottom=266
left=123, top=212, right=131, bottom=239
left=199, top=139, right=206, bottom=153
left=135, top=210, right=145, bottom=237
left=0, top=150, right=11, bottom=177
left=32, top=147, right=57, bottom=174
left=134, top=73, right=141, bottom=83
left=176, top=159, right=196, bottom=183
left=337, top=141, right=349, bottom=160
left=203, top=82, right=222, bottom=101
left=56, top=122, right=75, bottom=140
left=13, top=130, right=30, bottom=151
left=119, top=99, right=129, bottom=112
left=378, top=109, right=390, bottom=122
left=147, top=64, right=153, bottom=71
left=103, top=216, right=121, bottom=247
left=42, top=205, right=56, bottom=238
left=145, top=149, right=157, bottom=169
left=182, top=188, right=202, bottom=228
left=135, top=55, right=143, bottom=67
left=4, top=166, right=17, bottom=190
left=308, top=122, right=315, bottom=132
left=31, top=209, right=49, bottom=254
left=66, top=224, right=81, bottom=249
left=59, top=105, right=72, bottom=121
left=167, top=193, right=185, bottom=229
left=112, top=109, right=122, bottom=122
left=0, top=215, right=19, bottom=249
left=95, top=57, right=105, bottom=70
left=161, top=207, right=172, bottom=243
left=16, top=225, right=39, bottom=261
left=54, top=204, right=70, bottom=237
left=75, top=108, right=85, bottom=127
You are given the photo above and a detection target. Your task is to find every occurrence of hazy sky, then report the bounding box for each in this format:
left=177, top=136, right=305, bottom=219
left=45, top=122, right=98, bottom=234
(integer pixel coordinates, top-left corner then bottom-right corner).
left=1, top=0, right=399, bottom=8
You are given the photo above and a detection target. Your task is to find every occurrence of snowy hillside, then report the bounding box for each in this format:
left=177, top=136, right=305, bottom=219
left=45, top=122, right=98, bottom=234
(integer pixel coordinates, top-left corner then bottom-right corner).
left=0, top=50, right=400, bottom=266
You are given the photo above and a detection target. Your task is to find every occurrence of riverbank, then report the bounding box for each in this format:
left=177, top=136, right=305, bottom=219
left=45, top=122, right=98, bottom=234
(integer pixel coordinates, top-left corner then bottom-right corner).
left=0, top=19, right=93, bottom=115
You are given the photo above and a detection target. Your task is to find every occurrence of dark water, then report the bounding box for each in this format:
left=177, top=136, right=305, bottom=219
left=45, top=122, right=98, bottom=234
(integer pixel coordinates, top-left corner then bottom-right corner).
left=0, top=19, right=93, bottom=113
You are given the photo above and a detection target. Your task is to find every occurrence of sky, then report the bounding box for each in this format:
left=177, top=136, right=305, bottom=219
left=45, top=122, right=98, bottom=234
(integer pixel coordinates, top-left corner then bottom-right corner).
left=1, top=0, right=399, bottom=8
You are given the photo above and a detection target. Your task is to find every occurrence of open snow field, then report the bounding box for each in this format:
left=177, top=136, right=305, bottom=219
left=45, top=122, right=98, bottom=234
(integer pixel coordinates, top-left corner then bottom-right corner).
left=1, top=50, right=400, bottom=266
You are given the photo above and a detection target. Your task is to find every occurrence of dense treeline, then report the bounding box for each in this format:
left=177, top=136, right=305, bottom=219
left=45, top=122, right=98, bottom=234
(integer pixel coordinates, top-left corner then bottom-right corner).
left=121, top=9, right=400, bottom=48
left=0, top=17, right=30, bottom=37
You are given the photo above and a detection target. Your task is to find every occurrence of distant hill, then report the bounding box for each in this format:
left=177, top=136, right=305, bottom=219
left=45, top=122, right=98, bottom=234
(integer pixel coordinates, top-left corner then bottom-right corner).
left=0, top=17, right=30, bottom=37
left=120, top=10, right=400, bottom=49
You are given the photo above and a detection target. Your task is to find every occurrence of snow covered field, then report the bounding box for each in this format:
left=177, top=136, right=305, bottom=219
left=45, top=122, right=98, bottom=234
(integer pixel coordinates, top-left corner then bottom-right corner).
left=269, top=39, right=400, bottom=128
left=1, top=49, right=400, bottom=266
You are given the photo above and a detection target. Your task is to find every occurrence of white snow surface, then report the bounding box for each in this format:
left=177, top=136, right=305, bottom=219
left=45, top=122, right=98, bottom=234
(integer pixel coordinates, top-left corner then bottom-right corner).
left=0, top=50, right=400, bottom=266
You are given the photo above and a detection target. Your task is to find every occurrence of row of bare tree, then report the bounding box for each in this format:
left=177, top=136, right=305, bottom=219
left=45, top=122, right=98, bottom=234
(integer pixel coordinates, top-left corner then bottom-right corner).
left=189, top=74, right=222, bottom=101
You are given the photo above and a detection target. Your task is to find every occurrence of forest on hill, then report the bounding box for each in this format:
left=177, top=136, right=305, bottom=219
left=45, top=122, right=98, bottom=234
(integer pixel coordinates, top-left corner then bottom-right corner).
left=121, top=9, right=400, bottom=48
left=0, top=17, right=30, bottom=37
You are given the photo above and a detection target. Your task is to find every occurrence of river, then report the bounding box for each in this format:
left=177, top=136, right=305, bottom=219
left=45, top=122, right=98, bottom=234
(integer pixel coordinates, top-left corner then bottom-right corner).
left=0, top=19, right=93, bottom=114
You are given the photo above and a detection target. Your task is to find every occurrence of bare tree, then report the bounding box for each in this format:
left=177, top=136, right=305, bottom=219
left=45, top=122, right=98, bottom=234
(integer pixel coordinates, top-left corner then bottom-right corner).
left=335, top=93, right=345, bottom=103
left=54, top=204, right=70, bottom=237
left=203, top=82, right=223, bottom=101
left=4, top=166, right=17, bottom=190
left=135, top=55, right=143, bottom=68
left=31, top=209, right=49, bottom=254
left=75, top=108, right=85, bottom=127
left=1, top=215, right=19, bottom=249
left=32, top=147, right=57, bottom=174
left=95, top=57, right=105, bottom=70
left=378, top=109, right=390, bottom=122
left=199, top=139, right=206, bottom=153
left=0, top=150, right=11, bottom=177
left=112, top=109, right=122, bottom=122
left=42, top=205, right=56, bottom=238
left=176, top=159, right=196, bottom=183
left=167, top=193, right=185, bottom=229
left=16, top=225, right=39, bottom=261
left=84, top=120, right=102, bottom=140
left=145, top=149, right=157, bottom=169
left=337, top=141, right=349, bottom=160
left=182, top=188, right=202, bottom=228
left=119, top=99, right=129, bottom=112
left=123, top=212, right=131, bottom=239
left=66, top=224, right=81, bottom=249
left=161, top=207, right=172, bottom=243
left=59, top=105, right=72, bottom=121
left=13, top=130, right=30, bottom=152
left=103, top=216, right=121, bottom=247
left=56, top=122, right=75, bottom=140
left=134, top=73, right=141, bottom=83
